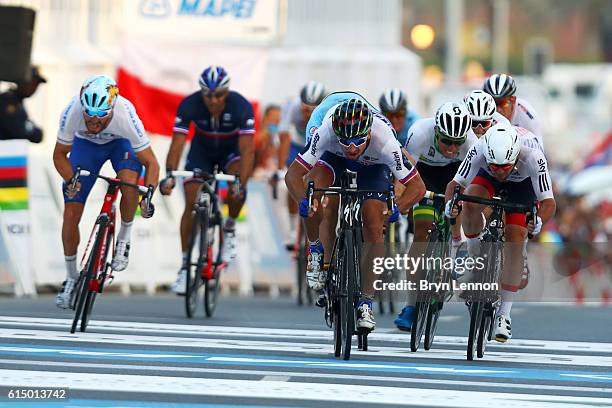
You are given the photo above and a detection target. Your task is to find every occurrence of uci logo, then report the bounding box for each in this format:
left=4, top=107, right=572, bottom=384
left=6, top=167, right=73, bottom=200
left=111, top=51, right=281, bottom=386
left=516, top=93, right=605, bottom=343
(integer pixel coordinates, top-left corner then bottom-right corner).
left=139, top=0, right=171, bottom=17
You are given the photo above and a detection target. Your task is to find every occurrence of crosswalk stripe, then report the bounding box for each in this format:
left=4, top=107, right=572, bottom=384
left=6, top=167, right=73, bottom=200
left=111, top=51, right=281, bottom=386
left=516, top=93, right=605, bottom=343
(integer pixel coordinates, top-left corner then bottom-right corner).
left=0, top=369, right=609, bottom=407
left=1, top=316, right=610, bottom=354
left=0, top=327, right=609, bottom=368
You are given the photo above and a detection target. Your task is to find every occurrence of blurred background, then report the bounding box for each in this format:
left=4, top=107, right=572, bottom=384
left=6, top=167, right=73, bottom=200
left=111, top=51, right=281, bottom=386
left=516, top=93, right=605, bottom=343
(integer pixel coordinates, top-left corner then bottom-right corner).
left=0, top=0, right=609, bottom=303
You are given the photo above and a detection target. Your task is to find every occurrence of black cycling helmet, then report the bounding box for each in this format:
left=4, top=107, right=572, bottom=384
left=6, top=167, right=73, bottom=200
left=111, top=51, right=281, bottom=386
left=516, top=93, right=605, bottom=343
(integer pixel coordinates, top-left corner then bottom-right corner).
left=379, top=88, right=407, bottom=113
left=483, top=74, right=517, bottom=98
left=332, top=99, right=373, bottom=140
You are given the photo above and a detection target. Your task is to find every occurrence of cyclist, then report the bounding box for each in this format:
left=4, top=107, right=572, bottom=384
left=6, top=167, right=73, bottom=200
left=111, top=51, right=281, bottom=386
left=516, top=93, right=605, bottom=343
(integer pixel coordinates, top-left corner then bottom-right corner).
left=285, top=97, right=426, bottom=331
left=53, top=75, right=159, bottom=308
left=392, top=102, right=478, bottom=331
left=483, top=74, right=544, bottom=150
left=445, top=124, right=556, bottom=342
left=378, top=88, right=420, bottom=147
left=463, top=90, right=511, bottom=137
left=277, top=81, right=326, bottom=248
left=160, top=66, right=255, bottom=295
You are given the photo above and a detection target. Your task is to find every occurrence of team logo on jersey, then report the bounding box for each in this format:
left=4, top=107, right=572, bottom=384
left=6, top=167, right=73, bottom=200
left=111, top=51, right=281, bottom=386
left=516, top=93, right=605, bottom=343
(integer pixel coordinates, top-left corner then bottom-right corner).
left=309, top=126, right=317, bottom=136
left=174, top=116, right=182, bottom=124
left=310, top=134, right=320, bottom=156
left=393, top=151, right=402, bottom=171
left=223, top=113, right=232, bottom=121
left=362, top=155, right=379, bottom=162
left=246, top=118, right=255, bottom=127
left=428, top=146, right=435, bottom=157
left=537, top=158, right=546, bottom=173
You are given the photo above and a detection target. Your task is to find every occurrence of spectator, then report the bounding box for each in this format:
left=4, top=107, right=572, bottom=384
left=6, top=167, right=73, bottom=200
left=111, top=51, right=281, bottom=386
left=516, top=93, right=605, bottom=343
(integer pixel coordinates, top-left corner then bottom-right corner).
left=0, top=66, right=46, bottom=143
left=254, top=104, right=281, bottom=171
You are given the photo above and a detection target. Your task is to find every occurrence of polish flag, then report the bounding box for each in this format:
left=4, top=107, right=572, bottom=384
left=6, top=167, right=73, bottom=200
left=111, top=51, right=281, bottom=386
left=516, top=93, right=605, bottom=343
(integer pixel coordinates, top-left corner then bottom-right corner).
left=117, top=36, right=270, bottom=137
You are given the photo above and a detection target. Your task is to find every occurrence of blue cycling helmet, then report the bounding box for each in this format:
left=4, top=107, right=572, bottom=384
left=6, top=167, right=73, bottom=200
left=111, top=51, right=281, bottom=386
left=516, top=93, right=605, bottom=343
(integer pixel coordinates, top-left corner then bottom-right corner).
left=80, top=75, right=119, bottom=117
left=198, top=65, right=231, bottom=93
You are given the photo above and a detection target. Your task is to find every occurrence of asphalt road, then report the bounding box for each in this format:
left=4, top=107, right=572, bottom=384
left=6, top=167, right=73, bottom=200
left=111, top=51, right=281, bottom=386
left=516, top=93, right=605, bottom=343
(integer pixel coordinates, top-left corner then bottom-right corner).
left=0, top=294, right=610, bottom=407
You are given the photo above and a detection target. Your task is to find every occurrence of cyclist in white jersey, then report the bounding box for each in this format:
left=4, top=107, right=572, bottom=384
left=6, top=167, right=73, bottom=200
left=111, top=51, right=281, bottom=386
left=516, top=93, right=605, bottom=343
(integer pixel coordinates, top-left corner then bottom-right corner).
left=392, top=102, right=477, bottom=330
left=445, top=124, right=556, bottom=342
left=53, top=75, right=159, bottom=308
left=277, top=81, right=326, bottom=248
left=463, top=90, right=511, bottom=137
left=285, top=97, right=426, bottom=331
left=483, top=74, right=544, bottom=150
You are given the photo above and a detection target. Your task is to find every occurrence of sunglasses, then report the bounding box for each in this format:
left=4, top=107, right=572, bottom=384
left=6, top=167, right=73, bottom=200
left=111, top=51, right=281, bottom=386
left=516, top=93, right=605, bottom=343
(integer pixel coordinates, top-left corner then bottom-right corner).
left=84, top=109, right=111, bottom=118
left=488, top=162, right=514, bottom=172
left=472, top=119, right=492, bottom=128
left=203, top=90, right=228, bottom=99
left=495, top=96, right=514, bottom=108
left=338, top=135, right=368, bottom=147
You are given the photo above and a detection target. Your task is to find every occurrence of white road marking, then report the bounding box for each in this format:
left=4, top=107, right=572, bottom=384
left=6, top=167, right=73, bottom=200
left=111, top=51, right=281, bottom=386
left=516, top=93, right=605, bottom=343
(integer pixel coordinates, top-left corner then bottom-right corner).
left=0, top=369, right=608, bottom=407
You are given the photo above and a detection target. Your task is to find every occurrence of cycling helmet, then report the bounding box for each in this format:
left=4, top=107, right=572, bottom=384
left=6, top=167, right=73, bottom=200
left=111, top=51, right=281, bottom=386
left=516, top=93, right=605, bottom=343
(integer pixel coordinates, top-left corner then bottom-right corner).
left=80, top=75, right=119, bottom=116
left=379, top=88, right=407, bottom=113
left=435, top=102, right=472, bottom=139
left=300, top=81, right=326, bottom=105
left=199, top=65, right=230, bottom=92
left=483, top=74, right=517, bottom=98
left=332, top=99, right=373, bottom=140
left=464, top=90, right=497, bottom=121
left=483, top=124, right=520, bottom=165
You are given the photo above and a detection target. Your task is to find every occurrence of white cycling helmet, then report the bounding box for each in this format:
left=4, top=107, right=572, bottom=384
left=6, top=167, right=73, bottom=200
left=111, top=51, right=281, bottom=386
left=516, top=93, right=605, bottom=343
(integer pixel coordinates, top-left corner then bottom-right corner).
left=379, top=88, right=408, bottom=113
left=464, top=90, right=496, bottom=121
left=300, top=81, right=326, bottom=106
left=483, top=124, right=521, bottom=165
left=435, top=102, right=472, bottom=139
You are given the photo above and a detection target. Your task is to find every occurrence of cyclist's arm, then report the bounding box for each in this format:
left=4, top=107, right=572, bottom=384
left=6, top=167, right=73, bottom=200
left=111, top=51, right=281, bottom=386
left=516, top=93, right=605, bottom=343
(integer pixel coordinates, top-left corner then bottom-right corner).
left=390, top=145, right=425, bottom=212
left=239, top=134, right=255, bottom=184
left=538, top=198, right=556, bottom=225
left=52, top=142, right=73, bottom=182
left=277, top=131, right=291, bottom=170
left=135, top=146, right=160, bottom=189
left=165, top=131, right=187, bottom=172
left=285, top=160, right=309, bottom=203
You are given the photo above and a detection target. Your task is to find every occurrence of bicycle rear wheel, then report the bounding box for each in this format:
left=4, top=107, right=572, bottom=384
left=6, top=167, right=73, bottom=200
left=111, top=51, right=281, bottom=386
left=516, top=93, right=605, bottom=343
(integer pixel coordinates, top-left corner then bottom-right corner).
left=186, top=208, right=208, bottom=318
left=477, top=304, right=493, bottom=358
left=424, top=300, right=441, bottom=350
left=204, top=217, right=223, bottom=317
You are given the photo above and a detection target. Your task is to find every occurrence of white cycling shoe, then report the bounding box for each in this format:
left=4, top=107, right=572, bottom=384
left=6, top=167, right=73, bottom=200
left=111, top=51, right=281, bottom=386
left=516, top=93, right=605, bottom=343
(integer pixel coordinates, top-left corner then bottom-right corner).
left=171, top=268, right=187, bottom=295
left=494, top=314, right=512, bottom=342
left=306, top=250, right=325, bottom=291
left=55, top=278, right=76, bottom=309
left=111, top=240, right=131, bottom=271
left=357, top=301, right=376, bottom=331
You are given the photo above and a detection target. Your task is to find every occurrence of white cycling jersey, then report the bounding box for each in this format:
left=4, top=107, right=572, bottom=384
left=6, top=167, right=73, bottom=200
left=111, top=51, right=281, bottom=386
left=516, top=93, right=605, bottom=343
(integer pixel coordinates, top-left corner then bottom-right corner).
left=296, top=107, right=418, bottom=184
left=279, top=97, right=307, bottom=146
left=492, top=111, right=511, bottom=127
left=453, top=129, right=554, bottom=201
left=511, top=97, right=543, bottom=150
left=57, top=95, right=150, bottom=152
left=404, top=118, right=479, bottom=167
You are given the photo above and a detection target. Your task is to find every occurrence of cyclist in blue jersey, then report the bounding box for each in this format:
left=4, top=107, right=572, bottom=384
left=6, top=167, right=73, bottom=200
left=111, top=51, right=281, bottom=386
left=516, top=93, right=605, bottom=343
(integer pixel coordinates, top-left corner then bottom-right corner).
left=160, top=66, right=255, bottom=295
left=378, top=88, right=420, bottom=147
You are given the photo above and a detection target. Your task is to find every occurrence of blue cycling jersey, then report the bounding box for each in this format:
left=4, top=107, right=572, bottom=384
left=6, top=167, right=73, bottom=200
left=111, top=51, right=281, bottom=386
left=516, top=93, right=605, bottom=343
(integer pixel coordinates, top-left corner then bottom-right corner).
left=173, top=90, right=255, bottom=151
left=395, top=109, right=421, bottom=147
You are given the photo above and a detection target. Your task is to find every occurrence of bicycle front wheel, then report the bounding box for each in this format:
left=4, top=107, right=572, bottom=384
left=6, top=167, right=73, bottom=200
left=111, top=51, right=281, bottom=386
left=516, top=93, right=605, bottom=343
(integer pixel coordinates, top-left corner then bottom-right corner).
left=204, top=218, right=223, bottom=317
left=186, top=210, right=207, bottom=318
left=467, top=301, right=484, bottom=361
left=341, top=232, right=357, bottom=361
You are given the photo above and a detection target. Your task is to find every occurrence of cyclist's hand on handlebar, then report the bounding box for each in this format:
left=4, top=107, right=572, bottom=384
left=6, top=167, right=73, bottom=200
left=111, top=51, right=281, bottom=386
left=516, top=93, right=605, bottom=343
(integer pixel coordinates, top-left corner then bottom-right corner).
left=299, top=197, right=318, bottom=218
left=63, top=178, right=81, bottom=199
left=444, top=199, right=462, bottom=219
left=140, top=199, right=155, bottom=218
left=159, top=176, right=175, bottom=195
left=527, top=215, right=542, bottom=236
left=387, top=205, right=400, bottom=223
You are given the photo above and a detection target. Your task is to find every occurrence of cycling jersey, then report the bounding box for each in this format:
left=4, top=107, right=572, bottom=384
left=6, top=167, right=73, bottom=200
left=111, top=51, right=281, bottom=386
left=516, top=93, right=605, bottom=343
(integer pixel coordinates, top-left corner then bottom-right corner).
left=279, top=97, right=307, bottom=146
left=174, top=90, right=255, bottom=171
left=305, top=91, right=377, bottom=145
left=57, top=95, right=150, bottom=152
left=395, top=109, right=421, bottom=147
left=404, top=118, right=479, bottom=167
left=297, top=107, right=417, bottom=185
left=453, top=130, right=554, bottom=202
left=511, top=97, right=543, bottom=149
left=173, top=90, right=255, bottom=149
left=492, top=111, right=511, bottom=127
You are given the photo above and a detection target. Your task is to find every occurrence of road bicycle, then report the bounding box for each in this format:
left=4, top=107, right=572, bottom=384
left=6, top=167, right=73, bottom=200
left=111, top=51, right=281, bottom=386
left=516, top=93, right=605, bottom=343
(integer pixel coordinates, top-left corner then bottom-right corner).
left=68, top=167, right=153, bottom=333
left=168, top=167, right=237, bottom=318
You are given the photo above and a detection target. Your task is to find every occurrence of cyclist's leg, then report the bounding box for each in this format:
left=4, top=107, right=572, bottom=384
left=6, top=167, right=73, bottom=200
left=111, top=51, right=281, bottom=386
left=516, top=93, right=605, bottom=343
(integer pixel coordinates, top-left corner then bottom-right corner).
left=462, top=170, right=496, bottom=257
left=57, top=138, right=105, bottom=307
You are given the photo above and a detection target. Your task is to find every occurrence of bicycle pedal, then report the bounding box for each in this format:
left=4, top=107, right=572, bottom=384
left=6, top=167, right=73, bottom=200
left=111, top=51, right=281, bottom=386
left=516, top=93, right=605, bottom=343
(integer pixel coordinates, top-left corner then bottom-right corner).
left=315, top=294, right=327, bottom=308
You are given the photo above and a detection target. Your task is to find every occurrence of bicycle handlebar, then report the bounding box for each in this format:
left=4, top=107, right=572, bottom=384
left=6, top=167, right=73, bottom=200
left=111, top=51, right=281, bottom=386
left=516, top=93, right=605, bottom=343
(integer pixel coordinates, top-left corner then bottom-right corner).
left=306, top=181, right=396, bottom=211
left=75, top=169, right=150, bottom=194
left=168, top=169, right=237, bottom=183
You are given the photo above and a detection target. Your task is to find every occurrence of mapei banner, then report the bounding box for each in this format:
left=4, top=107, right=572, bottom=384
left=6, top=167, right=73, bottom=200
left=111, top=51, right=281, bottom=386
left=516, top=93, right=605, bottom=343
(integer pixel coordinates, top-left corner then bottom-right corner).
left=123, top=0, right=280, bottom=44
